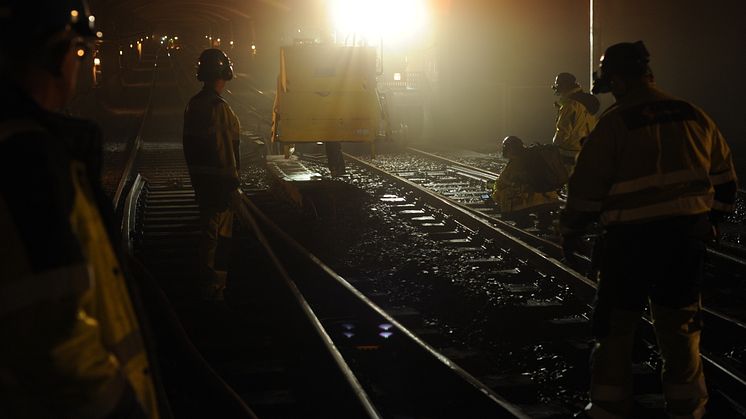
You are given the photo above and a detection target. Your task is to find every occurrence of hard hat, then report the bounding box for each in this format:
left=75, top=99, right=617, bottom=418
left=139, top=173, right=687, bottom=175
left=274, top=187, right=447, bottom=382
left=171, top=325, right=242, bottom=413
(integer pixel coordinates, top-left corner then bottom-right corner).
left=1, top=0, right=100, bottom=75
left=0, top=0, right=99, bottom=44
left=592, top=41, right=650, bottom=94
left=197, top=48, right=234, bottom=82
left=502, top=135, right=524, bottom=148
left=552, top=72, right=578, bottom=94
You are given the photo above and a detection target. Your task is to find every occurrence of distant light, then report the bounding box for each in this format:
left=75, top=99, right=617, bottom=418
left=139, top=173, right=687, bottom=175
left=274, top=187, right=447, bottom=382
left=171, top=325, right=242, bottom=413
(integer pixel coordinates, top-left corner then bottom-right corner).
left=174, top=36, right=179, bottom=40
left=229, top=40, right=234, bottom=46
left=145, top=36, right=149, bottom=40
left=341, top=323, right=355, bottom=330
left=93, top=57, right=101, bottom=65
left=251, top=44, right=256, bottom=50
left=209, top=36, right=212, bottom=40
left=217, top=38, right=221, bottom=42
left=160, top=41, right=164, bottom=45
left=119, top=50, right=123, bottom=56
left=76, top=48, right=85, bottom=58
left=205, top=35, right=208, bottom=39
left=167, top=52, right=171, bottom=57
left=343, top=332, right=355, bottom=338
left=95, top=31, right=103, bottom=38
left=393, top=72, right=402, bottom=81
left=129, top=43, right=133, bottom=48
left=329, top=0, right=429, bottom=45
left=379, top=331, right=393, bottom=339
left=316, top=141, right=324, bottom=145
left=378, top=323, right=393, bottom=331
left=70, top=10, right=79, bottom=18
left=88, top=15, right=95, bottom=23
left=297, top=29, right=301, bottom=33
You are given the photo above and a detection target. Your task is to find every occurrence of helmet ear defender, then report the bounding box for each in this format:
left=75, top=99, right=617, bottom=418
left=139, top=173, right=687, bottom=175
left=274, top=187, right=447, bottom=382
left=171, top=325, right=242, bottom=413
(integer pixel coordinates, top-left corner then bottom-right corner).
left=222, top=58, right=233, bottom=80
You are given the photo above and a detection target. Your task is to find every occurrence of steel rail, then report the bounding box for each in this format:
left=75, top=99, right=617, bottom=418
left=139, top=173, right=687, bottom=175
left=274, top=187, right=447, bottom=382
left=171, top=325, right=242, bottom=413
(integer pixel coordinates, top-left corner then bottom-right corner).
left=112, top=51, right=160, bottom=211
left=408, top=146, right=746, bottom=268
left=236, top=191, right=530, bottom=418
left=345, top=152, right=746, bottom=403
left=403, top=149, right=746, bottom=324
left=234, top=193, right=381, bottom=419
left=121, top=173, right=145, bottom=254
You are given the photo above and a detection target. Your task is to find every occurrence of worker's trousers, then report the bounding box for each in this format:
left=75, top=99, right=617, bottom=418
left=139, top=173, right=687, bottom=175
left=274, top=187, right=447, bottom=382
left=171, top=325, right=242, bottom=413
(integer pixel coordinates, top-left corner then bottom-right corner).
left=585, top=216, right=710, bottom=419
left=198, top=206, right=233, bottom=286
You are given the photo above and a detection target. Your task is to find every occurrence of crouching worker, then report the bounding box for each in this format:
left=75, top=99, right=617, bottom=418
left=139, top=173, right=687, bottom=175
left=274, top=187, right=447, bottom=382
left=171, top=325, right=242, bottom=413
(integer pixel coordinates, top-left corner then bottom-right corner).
left=492, top=136, right=561, bottom=229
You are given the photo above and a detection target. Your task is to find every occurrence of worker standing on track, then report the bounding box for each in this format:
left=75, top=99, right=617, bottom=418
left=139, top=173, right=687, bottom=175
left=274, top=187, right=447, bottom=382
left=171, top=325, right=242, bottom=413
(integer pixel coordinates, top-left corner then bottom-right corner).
left=0, top=0, right=164, bottom=417
left=183, top=48, right=241, bottom=301
left=561, top=41, right=738, bottom=419
left=552, top=72, right=599, bottom=172
left=493, top=136, right=561, bottom=229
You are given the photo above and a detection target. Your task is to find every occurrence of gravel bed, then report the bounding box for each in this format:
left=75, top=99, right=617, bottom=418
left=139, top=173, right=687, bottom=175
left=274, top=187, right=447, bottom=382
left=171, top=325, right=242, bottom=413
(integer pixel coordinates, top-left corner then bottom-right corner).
left=241, top=156, right=594, bottom=413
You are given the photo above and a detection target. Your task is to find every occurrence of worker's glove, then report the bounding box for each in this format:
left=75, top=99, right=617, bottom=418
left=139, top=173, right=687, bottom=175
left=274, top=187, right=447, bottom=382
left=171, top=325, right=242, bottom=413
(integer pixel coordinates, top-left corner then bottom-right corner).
left=561, top=233, right=583, bottom=270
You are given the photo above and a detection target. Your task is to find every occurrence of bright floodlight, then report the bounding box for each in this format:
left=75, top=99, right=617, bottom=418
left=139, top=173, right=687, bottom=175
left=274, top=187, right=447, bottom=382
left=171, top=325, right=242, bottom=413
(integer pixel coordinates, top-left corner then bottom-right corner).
left=329, top=0, right=429, bottom=45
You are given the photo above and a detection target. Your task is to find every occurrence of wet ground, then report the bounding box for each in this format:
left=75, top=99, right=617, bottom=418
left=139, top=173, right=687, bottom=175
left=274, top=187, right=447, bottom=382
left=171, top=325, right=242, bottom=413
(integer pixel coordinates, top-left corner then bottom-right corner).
left=240, top=157, right=597, bottom=415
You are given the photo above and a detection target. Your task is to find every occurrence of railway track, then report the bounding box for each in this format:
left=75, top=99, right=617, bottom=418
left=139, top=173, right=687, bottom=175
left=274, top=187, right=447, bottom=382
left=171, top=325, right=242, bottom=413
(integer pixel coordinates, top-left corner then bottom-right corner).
left=407, top=146, right=746, bottom=259
left=313, top=147, right=746, bottom=416
left=113, top=46, right=530, bottom=417
left=395, top=146, right=746, bottom=322
left=121, top=145, right=530, bottom=417
left=108, top=44, right=745, bottom=417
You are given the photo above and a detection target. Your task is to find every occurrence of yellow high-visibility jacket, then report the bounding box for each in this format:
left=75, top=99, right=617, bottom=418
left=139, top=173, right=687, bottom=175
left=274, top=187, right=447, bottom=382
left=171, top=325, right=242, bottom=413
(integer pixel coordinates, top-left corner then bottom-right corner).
left=0, top=110, right=159, bottom=417
left=552, top=87, right=597, bottom=162
left=563, top=85, right=737, bottom=229
left=492, top=154, right=560, bottom=214
left=183, top=88, right=241, bottom=210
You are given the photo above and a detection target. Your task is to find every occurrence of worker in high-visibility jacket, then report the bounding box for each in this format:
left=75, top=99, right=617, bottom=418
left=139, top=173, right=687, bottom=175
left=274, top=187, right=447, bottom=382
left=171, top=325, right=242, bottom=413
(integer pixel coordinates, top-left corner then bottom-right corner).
left=552, top=72, right=599, bottom=172
left=183, top=48, right=241, bottom=300
left=0, top=1, right=164, bottom=417
left=493, top=136, right=560, bottom=229
left=560, top=41, right=738, bottom=419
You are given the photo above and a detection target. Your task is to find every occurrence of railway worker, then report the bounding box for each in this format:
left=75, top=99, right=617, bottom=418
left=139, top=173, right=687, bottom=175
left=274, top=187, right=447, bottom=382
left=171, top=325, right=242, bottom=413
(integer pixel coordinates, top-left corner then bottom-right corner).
left=182, top=48, right=241, bottom=300
left=560, top=41, right=738, bottom=419
left=0, top=0, right=165, bottom=417
left=492, top=136, right=560, bottom=229
left=551, top=72, right=599, bottom=172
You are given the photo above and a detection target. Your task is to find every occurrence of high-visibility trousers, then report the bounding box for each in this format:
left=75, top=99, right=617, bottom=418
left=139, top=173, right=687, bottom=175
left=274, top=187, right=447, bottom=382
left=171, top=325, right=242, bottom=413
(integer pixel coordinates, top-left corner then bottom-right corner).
left=586, top=215, right=709, bottom=418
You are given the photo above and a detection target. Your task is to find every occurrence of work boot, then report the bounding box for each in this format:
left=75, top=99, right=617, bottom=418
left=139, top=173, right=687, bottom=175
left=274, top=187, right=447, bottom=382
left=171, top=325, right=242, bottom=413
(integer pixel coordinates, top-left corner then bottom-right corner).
left=200, top=271, right=227, bottom=302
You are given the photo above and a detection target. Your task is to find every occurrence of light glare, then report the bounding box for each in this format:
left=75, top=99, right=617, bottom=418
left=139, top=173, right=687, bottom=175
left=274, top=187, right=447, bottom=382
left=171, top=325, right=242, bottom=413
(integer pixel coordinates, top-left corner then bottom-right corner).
left=329, top=0, right=429, bottom=45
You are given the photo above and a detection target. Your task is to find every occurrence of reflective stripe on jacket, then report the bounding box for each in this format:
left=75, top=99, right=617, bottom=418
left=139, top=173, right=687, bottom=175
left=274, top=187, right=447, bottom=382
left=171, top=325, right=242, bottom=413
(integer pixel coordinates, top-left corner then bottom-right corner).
left=493, top=156, right=560, bottom=213
left=565, top=85, right=738, bottom=226
left=0, top=119, right=159, bottom=418
left=552, top=87, right=597, bottom=158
